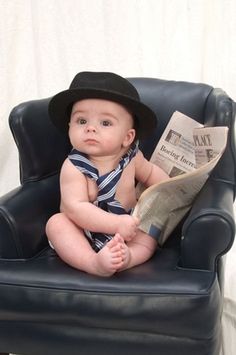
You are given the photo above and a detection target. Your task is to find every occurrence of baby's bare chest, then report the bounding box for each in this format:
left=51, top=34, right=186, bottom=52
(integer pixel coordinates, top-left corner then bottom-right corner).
left=87, top=163, right=136, bottom=209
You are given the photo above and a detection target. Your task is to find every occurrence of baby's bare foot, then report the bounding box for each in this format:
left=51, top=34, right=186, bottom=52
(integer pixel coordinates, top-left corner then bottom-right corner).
left=114, top=233, right=131, bottom=271
left=94, top=236, right=123, bottom=277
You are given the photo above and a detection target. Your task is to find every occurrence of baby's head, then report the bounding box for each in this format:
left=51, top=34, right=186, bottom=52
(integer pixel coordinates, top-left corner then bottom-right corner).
left=49, top=71, right=157, bottom=140
left=69, top=98, right=137, bottom=156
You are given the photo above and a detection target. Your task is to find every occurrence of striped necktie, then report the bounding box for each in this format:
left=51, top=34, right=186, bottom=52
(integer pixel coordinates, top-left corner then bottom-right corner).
left=68, top=141, right=139, bottom=215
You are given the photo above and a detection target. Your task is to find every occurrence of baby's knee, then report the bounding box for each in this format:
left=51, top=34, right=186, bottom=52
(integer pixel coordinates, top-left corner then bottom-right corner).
left=46, top=213, right=66, bottom=238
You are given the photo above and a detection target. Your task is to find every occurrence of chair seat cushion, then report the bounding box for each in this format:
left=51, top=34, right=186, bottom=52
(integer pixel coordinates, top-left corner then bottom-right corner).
left=0, top=245, right=221, bottom=342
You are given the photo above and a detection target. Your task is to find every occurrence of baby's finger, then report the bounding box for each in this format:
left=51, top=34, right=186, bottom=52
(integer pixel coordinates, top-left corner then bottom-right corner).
left=133, top=216, right=140, bottom=226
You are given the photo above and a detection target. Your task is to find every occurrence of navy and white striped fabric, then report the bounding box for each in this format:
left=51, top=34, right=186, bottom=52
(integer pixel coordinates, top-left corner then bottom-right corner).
left=68, top=142, right=139, bottom=251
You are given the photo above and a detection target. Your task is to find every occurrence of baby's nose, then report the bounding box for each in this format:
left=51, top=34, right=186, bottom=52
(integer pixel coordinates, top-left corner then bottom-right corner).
left=86, top=124, right=96, bottom=132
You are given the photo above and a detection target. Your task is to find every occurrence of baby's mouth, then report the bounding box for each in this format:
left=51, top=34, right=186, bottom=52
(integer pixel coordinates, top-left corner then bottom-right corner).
left=84, top=138, right=99, bottom=144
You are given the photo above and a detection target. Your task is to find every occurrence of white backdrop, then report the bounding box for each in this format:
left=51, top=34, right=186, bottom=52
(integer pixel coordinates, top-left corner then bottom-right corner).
left=0, top=1, right=235, bottom=354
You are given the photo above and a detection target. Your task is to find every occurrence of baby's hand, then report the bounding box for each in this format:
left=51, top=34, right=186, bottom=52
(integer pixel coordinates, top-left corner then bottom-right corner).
left=116, top=215, right=139, bottom=241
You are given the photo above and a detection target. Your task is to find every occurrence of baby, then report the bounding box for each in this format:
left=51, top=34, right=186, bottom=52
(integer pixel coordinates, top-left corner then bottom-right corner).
left=46, top=71, right=169, bottom=276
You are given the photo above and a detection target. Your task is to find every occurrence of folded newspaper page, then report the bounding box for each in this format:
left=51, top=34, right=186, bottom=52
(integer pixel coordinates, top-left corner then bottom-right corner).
left=133, top=111, right=228, bottom=246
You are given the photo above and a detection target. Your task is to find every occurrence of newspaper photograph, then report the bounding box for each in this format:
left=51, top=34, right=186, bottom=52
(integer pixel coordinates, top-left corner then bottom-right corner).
left=133, top=111, right=229, bottom=246
left=150, top=111, right=203, bottom=177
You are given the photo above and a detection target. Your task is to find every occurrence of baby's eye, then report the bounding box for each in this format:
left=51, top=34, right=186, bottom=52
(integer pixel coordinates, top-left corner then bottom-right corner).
left=78, top=118, right=87, bottom=125
left=101, top=120, right=112, bottom=126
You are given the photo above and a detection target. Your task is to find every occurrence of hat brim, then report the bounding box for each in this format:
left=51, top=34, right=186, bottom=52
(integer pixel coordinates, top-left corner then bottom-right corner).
left=48, top=88, right=157, bottom=139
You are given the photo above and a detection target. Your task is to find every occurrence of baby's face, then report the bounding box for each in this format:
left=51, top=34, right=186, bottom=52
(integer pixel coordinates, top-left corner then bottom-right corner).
left=68, top=99, right=135, bottom=157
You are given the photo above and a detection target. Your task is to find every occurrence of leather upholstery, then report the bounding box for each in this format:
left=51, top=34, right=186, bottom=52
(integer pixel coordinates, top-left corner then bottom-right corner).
left=0, top=78, right=235, bottom=355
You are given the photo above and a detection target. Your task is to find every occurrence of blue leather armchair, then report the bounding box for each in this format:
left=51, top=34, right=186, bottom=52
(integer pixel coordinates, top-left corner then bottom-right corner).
left=0, top=78, right=235, bottom=355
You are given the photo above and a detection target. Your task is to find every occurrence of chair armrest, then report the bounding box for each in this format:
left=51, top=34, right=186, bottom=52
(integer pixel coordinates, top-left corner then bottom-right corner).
left=181, top=178, right=235, bottom=271
left=0, top=174, right=60, bottom=259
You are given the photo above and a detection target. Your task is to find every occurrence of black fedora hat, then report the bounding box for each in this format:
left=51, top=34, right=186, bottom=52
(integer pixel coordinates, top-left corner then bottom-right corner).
left=48, top=71, right=157, bottom=138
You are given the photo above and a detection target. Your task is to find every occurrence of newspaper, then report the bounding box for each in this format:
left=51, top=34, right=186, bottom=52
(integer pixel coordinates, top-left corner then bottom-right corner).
left=133, top=111, right=229, bottom=246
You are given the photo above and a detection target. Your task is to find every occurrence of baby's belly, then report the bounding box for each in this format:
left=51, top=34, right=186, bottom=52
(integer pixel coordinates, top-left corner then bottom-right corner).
left=116, top=190, right=137, bottom=212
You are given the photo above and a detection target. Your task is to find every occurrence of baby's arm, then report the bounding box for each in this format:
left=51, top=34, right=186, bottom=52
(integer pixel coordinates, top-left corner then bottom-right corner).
left=60, top=159, right=138, bottom=239
left=135, top=150, right=169, bottom=187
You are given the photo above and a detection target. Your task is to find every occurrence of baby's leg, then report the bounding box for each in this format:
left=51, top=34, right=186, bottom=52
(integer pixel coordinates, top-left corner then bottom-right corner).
left=116, top=230, right=158, bottom=271
left=46, top=213, right=124, bottom=277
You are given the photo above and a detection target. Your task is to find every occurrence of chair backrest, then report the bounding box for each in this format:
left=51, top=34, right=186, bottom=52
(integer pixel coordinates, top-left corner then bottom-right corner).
left=9, top=78, right=236, bottom=193
left=9, top=98, right=71, bottom=184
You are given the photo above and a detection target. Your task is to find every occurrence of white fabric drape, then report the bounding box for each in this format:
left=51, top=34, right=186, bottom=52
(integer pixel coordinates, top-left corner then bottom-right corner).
left=0, top=1, right=235, bottom=354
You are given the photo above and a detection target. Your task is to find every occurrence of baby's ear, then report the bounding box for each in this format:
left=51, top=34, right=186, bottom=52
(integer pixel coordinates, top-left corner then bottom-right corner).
left=123, top=128, right=136, bottom=147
